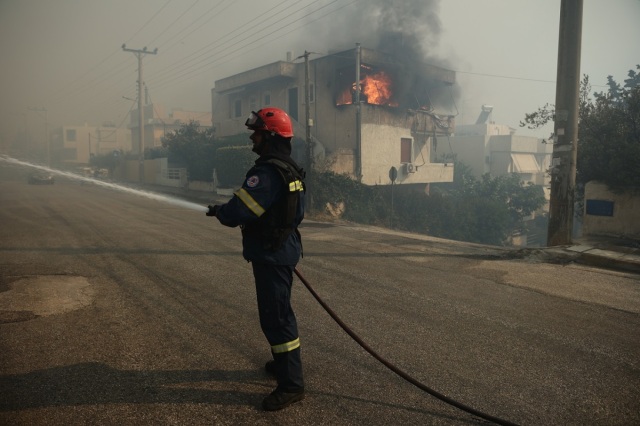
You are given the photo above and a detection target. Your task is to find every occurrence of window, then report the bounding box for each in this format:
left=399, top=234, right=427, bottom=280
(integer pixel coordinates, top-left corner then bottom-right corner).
left=66, top=129, right=76, bottom=141
left=401, top=138, right=412, bottom=163
left=263, top=92, right=271, bottom=106
left=309, top=84, right=315, bottom=103
left=249, top=96, right=257, bottom=112
left=234, top=99, right=242, bottom=118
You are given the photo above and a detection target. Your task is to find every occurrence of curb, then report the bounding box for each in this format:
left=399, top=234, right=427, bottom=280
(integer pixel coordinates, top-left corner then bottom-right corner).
left=564, top=245, right=640, bottom=273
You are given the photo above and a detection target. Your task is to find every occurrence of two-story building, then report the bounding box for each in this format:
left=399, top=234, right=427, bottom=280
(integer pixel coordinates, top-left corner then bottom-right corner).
left=49, top=123, right=132, bottom=167
left=211, top=46, right=456, bottom=186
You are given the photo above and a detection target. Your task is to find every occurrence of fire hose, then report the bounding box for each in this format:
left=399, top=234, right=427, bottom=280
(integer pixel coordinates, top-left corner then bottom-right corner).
left=293, top=267, right=519, bottom=426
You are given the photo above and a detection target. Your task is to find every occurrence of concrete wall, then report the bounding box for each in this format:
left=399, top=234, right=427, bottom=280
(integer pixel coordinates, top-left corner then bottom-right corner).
left=118, top=158, right=167, bottom=184
left=448, top=134, right=490, bottom=176
left=582, top=181, right=640, bottom=238
left=360, top=123, right=453, bottom=185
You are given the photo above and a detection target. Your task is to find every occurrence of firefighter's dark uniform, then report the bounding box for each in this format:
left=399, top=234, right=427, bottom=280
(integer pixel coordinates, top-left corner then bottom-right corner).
left=214, top=154, right=305, bottom=393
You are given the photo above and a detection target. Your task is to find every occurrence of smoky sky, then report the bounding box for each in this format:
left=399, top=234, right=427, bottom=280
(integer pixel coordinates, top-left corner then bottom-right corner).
left=290, top=0, right=459, bottom=111
left=295, top=0, right=444, bottom=66
left=1, top=0, right=635, bottom=142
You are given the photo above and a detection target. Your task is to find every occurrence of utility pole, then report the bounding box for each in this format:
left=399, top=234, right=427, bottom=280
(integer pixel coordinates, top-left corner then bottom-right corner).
left=299, top=50, right=316, bottom=211
left=122, top=44, right=157, bottom=183
left=97, top=127, right=101, bottom=159
left=547, top=0, right=583, bottom=246
left=355, top=43, right=362, bottom=182
left=28, top=107, right=49, bottom=167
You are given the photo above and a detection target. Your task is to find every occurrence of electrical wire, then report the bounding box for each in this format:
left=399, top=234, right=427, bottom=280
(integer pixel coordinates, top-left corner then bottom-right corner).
left=148, top=0, right=329, bottom=86
left=145, top=0, right=202, bottom=48
left=153, top=0, right=234, bottom=56
left=45, top=0, right=357, bottom=125
left=149, top=0, right=360, bottom=90
left=293, top=267, right=520, bottom=426
left=43, top=0, right=171, bottom=107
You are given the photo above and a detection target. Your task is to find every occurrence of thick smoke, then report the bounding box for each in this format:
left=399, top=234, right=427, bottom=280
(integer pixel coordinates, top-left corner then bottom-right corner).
left=297, top=0, right=443, bottom=65
left=294, top=0, right=459, bottom=112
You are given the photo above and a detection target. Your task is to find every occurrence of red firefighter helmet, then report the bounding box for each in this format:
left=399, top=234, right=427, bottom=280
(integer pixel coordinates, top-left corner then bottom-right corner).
left=245, top=107, right=294, bottom=138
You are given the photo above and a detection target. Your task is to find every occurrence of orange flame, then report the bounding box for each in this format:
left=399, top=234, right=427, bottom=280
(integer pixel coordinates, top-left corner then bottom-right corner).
left=362, top=71, right=396, bottom=106
left=337, top=69, right=398, bottom=107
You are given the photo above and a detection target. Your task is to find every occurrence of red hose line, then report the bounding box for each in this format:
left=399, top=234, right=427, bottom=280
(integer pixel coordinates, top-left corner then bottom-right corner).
left=294, top=267, right=519, bottom=426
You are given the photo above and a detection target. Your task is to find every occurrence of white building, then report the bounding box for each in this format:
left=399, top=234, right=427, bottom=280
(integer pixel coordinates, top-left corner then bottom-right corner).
left=450, top=106, right=552, bottom=195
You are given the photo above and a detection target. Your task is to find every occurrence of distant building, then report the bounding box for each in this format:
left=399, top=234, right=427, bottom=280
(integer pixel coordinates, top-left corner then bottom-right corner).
left=450, top=105, right=552, bottom=196
left=211, top=46, right=457, bottom=186
left=448, top=106, right=553, bottom=246
left=50, top=123, right=132, bottom=167
left=128, top=103, right=212, bottom=154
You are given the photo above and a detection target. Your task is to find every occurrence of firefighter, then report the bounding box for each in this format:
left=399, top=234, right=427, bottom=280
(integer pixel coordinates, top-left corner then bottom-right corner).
left=206, top=107, right=306, bottom=411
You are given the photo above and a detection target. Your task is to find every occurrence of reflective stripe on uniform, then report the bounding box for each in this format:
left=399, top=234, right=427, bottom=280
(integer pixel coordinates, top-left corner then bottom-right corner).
left=288, top=180, right=303, bottom=192
left=271, top=337, right=300, bottom=354
left=235, top=188, right=266, bottom=217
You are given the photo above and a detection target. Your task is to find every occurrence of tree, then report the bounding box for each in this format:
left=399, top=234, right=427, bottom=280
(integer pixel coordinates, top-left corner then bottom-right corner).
left=521, top=65, right=640, bottom=190
left=431, top=158, right=546, bottom=244
left=161, top=121, right=216, bottom=182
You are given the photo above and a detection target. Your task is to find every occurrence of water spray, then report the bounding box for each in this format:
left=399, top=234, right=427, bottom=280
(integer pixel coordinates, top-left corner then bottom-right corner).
left=0, top=155, right=208, bottom=213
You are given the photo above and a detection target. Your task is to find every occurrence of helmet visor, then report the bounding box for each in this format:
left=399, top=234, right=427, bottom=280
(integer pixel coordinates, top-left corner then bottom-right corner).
left=245, top=111, right=264, bottom=129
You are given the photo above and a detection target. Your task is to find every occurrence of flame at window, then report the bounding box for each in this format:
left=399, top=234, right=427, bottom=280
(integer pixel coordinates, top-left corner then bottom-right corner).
left=337, top=67, right=399, bottom=107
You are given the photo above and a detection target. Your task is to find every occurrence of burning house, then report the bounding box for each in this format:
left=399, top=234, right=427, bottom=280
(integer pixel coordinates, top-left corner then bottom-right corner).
left=211, top=45, right=455, bottom=186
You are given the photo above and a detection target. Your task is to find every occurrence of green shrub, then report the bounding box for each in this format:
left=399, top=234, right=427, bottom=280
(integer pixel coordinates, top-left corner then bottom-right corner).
left=309, top=171, right=387, bottom=225
left=215, top=145, right=255, bottom=187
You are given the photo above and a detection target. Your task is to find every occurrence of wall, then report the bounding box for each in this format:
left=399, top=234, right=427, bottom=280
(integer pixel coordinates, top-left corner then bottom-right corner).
left=582, top=181, right=640, bottom=238
left=360, top=123, right=453, bottom=185
left=455, top=123, right=512, bottom=136
left=118, top=158, right=166, bottom=184
left=448, top=134, right=490, bottom=176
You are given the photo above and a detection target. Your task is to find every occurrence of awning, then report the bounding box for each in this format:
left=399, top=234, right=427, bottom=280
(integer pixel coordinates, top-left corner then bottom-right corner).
left=511, top=153, right=540, bottom=173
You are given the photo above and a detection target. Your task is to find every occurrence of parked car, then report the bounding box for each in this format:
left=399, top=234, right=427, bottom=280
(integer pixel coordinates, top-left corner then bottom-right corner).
left=28, top=172, right=54, bottom=185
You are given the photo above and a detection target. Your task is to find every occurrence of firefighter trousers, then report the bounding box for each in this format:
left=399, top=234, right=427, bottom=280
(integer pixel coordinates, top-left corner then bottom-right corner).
left=252, top=262, right=304, bottom=392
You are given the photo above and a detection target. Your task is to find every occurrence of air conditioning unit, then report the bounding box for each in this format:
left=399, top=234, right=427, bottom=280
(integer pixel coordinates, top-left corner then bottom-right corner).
left=404, top=163, right=416, bottom=173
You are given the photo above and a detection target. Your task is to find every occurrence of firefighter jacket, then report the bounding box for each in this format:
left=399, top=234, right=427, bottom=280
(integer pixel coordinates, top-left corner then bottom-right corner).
left=214, top=154, right=305, bottom=265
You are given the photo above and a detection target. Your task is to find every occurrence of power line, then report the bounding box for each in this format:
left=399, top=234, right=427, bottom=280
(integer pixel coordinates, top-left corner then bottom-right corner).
left=43, top=0, right=346, bottom=126
left=456, top=70, right=555, bottom=84
left=456, top=69, right=608, bottom=88
left=145, top=0, right=203, bottom=47
left=149, top=0, right=348, bottom=88
left=147, top=0, right=301, bottom=83
left=126, top=0, right=172, bottom=43
left=153, top=0, right=233, bottom=55
left=43, top=0, right=172, bottom=107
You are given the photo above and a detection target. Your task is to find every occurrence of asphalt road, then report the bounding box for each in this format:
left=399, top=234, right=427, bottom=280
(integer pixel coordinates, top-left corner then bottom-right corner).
left=1, top=167, right=639, bottom=426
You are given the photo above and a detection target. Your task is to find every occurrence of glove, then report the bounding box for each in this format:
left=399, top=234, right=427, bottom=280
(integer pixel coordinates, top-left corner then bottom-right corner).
left=206, top=205, right=219, bottom=217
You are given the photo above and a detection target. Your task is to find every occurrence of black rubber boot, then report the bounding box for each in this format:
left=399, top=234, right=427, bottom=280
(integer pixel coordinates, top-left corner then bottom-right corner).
left=262, top=387, right=305, bottom=411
